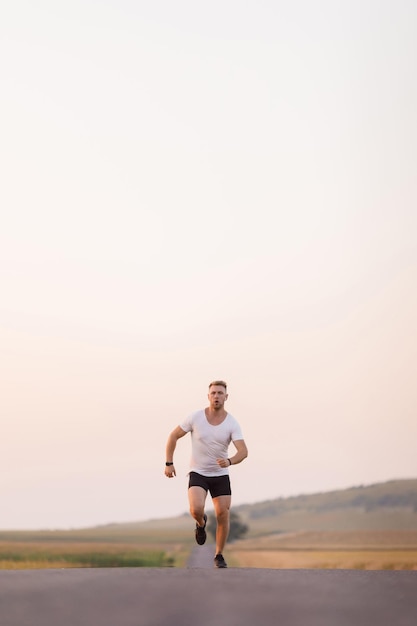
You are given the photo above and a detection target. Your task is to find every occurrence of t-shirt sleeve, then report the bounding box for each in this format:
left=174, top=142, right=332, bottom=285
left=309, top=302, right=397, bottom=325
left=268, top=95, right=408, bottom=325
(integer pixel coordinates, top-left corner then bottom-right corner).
left=180, top=413, right=194, bottom=433
left=231, top=418, right=244, bottom=441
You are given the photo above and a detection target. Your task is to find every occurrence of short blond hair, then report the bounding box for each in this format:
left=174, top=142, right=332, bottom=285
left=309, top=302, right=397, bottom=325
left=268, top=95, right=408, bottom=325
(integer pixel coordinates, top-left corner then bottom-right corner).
left=209, top=380, right=227, bottom=391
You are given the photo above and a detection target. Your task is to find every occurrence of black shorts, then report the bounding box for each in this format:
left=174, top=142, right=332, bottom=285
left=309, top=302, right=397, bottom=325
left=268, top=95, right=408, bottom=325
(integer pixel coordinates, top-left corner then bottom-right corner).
left=188, top=472, right=231, bottom=498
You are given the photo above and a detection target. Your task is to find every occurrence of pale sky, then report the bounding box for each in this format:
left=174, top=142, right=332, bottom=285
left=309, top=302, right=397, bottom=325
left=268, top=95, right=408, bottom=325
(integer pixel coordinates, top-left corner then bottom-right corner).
left=1, top=0, right=416, bottom=529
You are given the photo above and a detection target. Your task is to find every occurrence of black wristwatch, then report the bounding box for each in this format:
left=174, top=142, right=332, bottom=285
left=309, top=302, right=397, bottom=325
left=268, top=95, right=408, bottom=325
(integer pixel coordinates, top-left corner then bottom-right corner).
left=165, top=462, right=174, bottom=466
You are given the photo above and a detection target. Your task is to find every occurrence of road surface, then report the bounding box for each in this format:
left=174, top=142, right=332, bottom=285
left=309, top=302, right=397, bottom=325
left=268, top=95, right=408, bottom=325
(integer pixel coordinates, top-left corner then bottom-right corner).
left=0, top=551, right=415, bottom=626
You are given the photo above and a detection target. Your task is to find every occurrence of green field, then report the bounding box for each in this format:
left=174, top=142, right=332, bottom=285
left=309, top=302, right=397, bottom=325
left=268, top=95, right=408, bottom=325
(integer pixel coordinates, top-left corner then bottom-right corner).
left=0, top=517, right=195, bottom=569
left=0, top=543, right=172, bottom=569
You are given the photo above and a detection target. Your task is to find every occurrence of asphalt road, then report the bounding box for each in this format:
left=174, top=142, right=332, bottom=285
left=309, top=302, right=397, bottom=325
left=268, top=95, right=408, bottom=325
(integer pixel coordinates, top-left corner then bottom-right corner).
left=0, top=562, right=416, bottom=626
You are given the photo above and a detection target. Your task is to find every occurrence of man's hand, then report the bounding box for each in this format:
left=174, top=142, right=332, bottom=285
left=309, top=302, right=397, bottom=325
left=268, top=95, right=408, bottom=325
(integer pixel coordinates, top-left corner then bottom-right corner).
left=216, top=458, right=231, bottom=469
left=165, top=465, right=176, bottom=478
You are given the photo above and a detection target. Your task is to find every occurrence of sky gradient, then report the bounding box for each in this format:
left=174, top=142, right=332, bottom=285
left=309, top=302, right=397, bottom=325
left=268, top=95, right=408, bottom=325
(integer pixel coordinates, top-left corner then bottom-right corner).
left=1, top=0, right=416, bottom=529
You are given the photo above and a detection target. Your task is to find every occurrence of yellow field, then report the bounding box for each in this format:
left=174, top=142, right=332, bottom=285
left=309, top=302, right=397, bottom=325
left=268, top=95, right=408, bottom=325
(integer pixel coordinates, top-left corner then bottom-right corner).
left=229, top=530, right=417, bottom=570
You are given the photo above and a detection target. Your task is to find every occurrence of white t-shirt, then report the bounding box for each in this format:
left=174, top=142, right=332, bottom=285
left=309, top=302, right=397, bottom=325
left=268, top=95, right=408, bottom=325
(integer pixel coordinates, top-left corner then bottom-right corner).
left=180, top=409, right=244, bottom=477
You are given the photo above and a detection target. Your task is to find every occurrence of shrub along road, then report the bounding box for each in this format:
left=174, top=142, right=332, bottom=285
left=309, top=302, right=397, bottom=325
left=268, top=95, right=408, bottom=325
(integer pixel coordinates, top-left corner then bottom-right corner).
left=0, top=564, right=415, bottom=626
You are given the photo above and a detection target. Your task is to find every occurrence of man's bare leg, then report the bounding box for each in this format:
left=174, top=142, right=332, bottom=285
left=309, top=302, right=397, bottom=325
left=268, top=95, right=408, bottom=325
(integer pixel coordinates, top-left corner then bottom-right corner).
left=188, top=486, right=207, bottom=528
left=213, top=495, right=231, bottom=555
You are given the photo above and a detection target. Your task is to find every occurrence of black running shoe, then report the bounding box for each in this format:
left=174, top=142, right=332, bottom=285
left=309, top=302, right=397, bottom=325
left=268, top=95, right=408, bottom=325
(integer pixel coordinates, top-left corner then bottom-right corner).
left=214, top=553, right=227, bottom=568
left=195, top=514, right=207, bottom=545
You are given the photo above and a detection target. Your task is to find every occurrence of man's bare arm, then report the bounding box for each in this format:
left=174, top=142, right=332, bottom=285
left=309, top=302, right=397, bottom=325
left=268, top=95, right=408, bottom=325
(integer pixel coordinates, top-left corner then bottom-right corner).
left=217, top=439, right=248, bottom=469
left=165, top=426, right=187, bottom=477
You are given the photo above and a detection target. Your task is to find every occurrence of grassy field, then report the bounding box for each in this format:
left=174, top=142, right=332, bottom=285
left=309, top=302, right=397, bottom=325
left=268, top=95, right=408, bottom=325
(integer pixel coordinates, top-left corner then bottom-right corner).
left=237, top=507, right=417, bottom=535
left=0, top=542, right=173, bottom=569
left=0, top=518, right=195, bottom=569
left=229, top=530, right=417, bottom=570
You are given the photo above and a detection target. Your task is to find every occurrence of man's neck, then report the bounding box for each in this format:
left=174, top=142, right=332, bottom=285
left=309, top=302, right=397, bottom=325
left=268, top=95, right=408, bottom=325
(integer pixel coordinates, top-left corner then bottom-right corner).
left=205, top=406, right=227, bottom=421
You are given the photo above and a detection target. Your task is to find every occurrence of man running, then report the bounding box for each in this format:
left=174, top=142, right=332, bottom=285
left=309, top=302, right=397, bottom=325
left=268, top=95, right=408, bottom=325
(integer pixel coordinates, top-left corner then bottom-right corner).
left=165, top=380, right=248, bottom=568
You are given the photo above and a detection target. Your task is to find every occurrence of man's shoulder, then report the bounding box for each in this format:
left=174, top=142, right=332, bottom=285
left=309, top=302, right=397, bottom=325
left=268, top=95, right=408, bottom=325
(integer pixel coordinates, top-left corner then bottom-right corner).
left=186, top=409, right=205, bottom=423
left=180, top=409, right=204, bottom=432
left=226, top=413, right=243, bottom=434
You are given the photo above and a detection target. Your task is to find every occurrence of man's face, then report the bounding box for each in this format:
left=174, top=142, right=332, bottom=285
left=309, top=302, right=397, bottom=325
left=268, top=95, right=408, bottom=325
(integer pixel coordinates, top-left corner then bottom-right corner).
left=208, top=385, right=228, bottom=409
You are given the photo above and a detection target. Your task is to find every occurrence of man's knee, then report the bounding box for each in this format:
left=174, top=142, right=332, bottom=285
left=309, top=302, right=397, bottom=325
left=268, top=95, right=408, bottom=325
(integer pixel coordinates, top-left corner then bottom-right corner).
left=190, top=503, right=204, bottom=518
left=215, top=508, right=230, bottom=524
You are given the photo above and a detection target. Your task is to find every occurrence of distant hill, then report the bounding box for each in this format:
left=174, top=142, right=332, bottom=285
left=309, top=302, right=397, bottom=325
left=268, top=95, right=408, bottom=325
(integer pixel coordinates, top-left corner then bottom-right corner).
left=234, top=479, right=417, bottom=534
left=25, top=478, right=412, bottom=539
left=110, top=479, right=417, bottom=535
left=1, top=479, right=415, bottom=541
